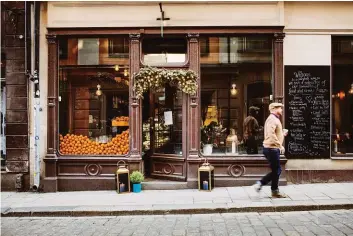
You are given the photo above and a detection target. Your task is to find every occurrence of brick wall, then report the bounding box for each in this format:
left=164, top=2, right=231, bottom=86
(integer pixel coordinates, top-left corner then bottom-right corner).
left=1, top=1, right=29, bottom=175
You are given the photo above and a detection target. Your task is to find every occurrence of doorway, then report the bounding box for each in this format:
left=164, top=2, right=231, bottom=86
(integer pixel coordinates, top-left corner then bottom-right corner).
left=142, top=84, right=187, bottom=181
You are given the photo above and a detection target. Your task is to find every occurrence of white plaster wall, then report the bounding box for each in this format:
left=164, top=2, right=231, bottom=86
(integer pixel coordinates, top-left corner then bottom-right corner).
left=39, top=2, right=48, bottom=178
left=47, top=1, right=283, bottom=28
left=283, top=35, right=331, bottom=66
left=284, top=1, right=353, bottom=31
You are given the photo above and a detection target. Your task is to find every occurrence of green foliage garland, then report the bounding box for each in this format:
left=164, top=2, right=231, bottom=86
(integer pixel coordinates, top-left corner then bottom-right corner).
left=133, top=66, right=198, bottom=99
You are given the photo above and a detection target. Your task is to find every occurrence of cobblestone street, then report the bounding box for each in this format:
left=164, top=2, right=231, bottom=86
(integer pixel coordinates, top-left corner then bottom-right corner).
left=1, top=210, right=353, bottom=236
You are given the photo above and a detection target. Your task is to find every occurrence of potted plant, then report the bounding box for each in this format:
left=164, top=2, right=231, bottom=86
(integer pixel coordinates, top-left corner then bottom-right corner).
left=130, top=171, right=144, bottom=193
left=201, top=121, right=217, bottom=155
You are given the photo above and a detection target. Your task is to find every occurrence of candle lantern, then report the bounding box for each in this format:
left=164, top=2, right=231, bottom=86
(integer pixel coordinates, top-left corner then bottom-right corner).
left=116, top=161, right=130, bottom=194
left=198, top=159, right=215, bottom=191
left=226, top=128, right=239, bottom=155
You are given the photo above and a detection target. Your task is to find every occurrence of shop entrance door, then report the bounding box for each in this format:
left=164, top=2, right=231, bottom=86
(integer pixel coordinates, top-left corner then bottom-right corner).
left=148, top=83, right=187, bottom=181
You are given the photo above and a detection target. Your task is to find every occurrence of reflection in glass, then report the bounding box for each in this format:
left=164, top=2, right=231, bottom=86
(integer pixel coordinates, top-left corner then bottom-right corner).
left=142, top=37, right=187, bottom=66
left=200, top=35, right=272, bottom=155
left=332, top=36, right=353, bottom=155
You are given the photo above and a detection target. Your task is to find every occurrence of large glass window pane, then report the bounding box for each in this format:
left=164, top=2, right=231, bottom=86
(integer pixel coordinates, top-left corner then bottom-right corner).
left=200, top=35, right=272, bottom=156
left=58, top=36, right=130, bottom=156
left=332, top=36, right=353, bottom=155
left=142, top=37, right=187, bottom=66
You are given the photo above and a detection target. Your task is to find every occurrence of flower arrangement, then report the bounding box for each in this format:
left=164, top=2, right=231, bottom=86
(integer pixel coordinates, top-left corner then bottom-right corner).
left=133, top=66, right=198, bottom=99
left=201, top=121, right=227, bottom=146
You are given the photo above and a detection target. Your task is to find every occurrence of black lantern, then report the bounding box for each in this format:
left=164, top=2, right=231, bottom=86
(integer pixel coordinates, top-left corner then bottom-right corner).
left=116, top=161, right=130, bottom=193
left=198, top=159, right=215, bottom=191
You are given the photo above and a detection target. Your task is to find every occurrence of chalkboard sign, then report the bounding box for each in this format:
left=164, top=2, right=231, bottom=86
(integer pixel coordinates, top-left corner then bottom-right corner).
left=285, top=66, right=330, bottom=158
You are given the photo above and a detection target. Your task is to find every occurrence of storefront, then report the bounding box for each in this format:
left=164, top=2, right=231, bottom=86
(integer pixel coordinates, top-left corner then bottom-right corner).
left=40, top=1, right=353, bottom=192
left=41, top=2, right=287, bottom=191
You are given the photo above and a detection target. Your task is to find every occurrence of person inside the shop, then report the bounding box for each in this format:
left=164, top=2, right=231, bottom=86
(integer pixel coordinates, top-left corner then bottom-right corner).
left=254, top=103, right=288, bottom=198
left=243, top=106, right=260, bottom=154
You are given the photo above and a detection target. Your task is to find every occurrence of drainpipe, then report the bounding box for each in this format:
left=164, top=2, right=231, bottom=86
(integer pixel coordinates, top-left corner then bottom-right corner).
left=30, top=2, right=41, bottom=191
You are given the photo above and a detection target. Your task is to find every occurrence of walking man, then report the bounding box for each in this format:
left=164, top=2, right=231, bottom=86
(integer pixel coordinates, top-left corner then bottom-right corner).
left=254, top=103, right=287, bottom=198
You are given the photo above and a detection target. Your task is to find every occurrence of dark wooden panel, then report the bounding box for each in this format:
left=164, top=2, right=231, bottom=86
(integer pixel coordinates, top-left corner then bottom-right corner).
left=6, top=124, right=28, bottom=135
left=5, top=161, right=29, bottom=173
left=75, top=88, right=90, bottom=99
left=6, top=85, right=27, bottom=97
left=74, top=119, right=89, bottom=129
left=6, top=111, right=28, bottom=123
left=5, top=72, right=26, bottom=85
left=6, top=136, right=28, bottom=148
left=5, top=59, right=25, bottom=72
left=75, top=100, right=100, bottom=110
left=6, top=148, right=29, bottom=161
left=6, top=97, right=27, bottom=110
left=58, top=164, right=86, bottom=175
left=74, top=129, right=89, bottom=136
left=74, top=110, right=99, bottom=120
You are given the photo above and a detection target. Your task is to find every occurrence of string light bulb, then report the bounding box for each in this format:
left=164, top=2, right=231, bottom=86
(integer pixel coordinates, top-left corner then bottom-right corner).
left=349, top=83, right=353, bottom=95
left=96, top=84, right=102, bottom=96
left=230, top=84, right=238, bottom=96
left=115, top=65, right=120, bottom=71
left=338, top=91, right=345, bottom=100
left=124, top=69, right=128, bottom=77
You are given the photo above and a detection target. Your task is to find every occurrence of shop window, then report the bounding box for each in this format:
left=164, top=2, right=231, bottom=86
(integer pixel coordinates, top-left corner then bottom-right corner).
left=142, top=36, right=187, bottom=65
left=108, top=37, right=129, bottom=58
left=59, top=38, right=68, bottom=60
left=78, top=38, right=100, bottom=65
left=332, top=36, right=353, bottom=156
left=200, top=35, right=272, bottom=156
left=58, top=37, right=130, bottom=156
left=200, top=36, right=272, bottom=64
left=59, top=36, right=129, bottom=66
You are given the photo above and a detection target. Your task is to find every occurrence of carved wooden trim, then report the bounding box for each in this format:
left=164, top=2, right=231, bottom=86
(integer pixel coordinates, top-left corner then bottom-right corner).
left=129, top=33, right=142, bottom=158
left=187, top=33, right=201, bottom=159
left=46, top=34, right=59, bottom=156
left=46, top=34, right=57, bottom=44
left=47, top=26, right=285, bottom=36
left=273, top=33, right=285, bottom=104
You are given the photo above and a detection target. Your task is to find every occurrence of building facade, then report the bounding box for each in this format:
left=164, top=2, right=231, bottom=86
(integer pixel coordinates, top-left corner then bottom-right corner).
left=1, top=1, right=353, bottom=192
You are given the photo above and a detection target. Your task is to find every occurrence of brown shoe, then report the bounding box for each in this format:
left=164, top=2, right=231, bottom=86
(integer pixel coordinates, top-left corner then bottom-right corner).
left=271, top=190, right=287, bottom=198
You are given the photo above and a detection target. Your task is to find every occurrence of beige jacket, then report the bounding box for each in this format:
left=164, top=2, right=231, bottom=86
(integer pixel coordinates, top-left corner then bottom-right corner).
left=263, top=114, right=284, bottom=149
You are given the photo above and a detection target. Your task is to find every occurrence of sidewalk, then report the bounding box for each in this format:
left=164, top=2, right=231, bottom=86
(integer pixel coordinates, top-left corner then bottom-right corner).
left=2, top=183, right=353, bottom=217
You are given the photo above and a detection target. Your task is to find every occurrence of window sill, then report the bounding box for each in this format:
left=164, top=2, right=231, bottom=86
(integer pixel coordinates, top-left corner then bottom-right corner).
left=199, top=153, right=286, bottom=159
left=331, top=154, right=353, bottom=160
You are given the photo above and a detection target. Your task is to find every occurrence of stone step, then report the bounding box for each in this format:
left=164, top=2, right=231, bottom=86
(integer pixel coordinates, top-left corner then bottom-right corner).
left=141, top=180, right=189, bottom=190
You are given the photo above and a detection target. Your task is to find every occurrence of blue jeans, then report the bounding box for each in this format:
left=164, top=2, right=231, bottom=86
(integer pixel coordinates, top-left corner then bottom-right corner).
left=260, top=147, right=281, bottom=191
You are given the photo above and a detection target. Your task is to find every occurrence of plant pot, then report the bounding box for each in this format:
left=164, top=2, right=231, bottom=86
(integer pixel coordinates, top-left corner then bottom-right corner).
left=132, top=183, right=142, bottom=193
left=203, top=144, right=213, bottom=155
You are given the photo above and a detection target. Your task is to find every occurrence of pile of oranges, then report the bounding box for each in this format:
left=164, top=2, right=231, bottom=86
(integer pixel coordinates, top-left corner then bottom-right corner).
left=59, top=130, right=129, bottom=155
left=114, top=116, right=129, bottom=122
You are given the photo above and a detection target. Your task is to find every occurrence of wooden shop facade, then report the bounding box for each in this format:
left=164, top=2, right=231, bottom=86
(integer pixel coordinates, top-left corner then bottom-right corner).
left=40, top=1, right=353, bottom=192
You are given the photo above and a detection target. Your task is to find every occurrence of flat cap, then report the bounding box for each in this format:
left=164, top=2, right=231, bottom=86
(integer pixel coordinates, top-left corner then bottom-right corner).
left=249, top=106, right=260, bottom=111
left=269, top=102, right=284, bottom=110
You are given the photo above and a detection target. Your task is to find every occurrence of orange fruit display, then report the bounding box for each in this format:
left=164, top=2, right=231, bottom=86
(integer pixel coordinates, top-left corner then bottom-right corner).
left=59, top=130, right=129, bottom=155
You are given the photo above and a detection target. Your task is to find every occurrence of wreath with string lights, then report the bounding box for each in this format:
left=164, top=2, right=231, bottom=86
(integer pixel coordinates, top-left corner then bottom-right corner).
left=133, top=66, right=198, bottom=99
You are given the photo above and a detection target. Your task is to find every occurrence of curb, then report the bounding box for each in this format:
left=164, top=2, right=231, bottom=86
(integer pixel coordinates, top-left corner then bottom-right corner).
left=2, top=203, right=353, bottom=217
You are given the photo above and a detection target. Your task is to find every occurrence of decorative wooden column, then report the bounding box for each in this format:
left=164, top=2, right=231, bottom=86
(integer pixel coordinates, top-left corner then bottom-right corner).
left=129, top=33, right=142, bottom=159
left=273, top=33, right=285, bottom=103
left=43, top=34, right=59, bottom=192
left=46, top=34, right=59, bottom=157
left=187, top=33, right=201, bottom=159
